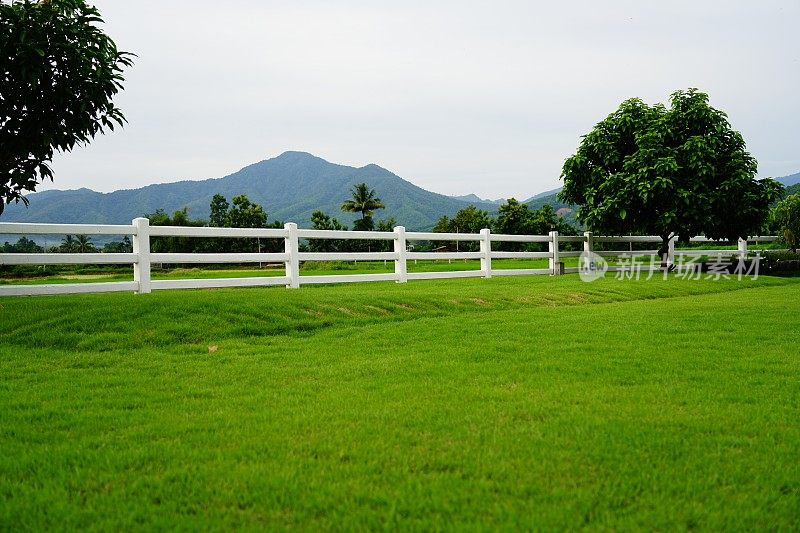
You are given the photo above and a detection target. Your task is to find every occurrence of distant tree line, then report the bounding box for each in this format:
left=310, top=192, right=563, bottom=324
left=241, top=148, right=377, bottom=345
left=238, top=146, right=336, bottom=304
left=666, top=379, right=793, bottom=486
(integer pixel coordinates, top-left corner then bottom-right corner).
left=772, top=193, right=800, bottom=253
left=1, top=184, right=583, bottom=258
left=432, top=200, right=578, bottom=252
left=1, top=234, right=132, bottom=254
left=1, top=236, right=43, bottom=253
left=307, top=183, right=396, bottom=252
left=304, top=183, right=580, bottom=253
left=146, top=194, right=284, bottom=254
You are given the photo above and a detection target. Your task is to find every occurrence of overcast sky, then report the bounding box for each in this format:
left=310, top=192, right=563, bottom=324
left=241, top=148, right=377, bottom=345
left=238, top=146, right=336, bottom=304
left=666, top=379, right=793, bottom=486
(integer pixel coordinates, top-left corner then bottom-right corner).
left=45, top=0, right=799, bottom=200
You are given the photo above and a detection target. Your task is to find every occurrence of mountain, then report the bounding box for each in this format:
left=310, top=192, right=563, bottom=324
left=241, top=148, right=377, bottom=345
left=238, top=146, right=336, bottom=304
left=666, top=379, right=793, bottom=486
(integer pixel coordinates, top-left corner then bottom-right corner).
left=16, top=154, right=786, bottom=231
left=523, top=186, right=562, bottom=203
left=775, top=172, right=800, bottom=187
left=524, top=191, right=578, bottom=226
left=1, top=152, right=500, bottom=230
left=450, top=193, right=504, bottom=205
left=519, top=172, right=800, bottom=204
left=526, top=172, right=800, bottom=226
left=780, top=182, right=800, bottom=199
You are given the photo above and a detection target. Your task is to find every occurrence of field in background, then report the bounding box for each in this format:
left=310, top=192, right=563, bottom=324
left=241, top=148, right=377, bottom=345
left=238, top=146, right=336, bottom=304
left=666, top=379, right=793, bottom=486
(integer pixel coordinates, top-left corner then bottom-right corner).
left=1, top=276, right=799, bottom=529
left=0, top=248, right=771, bottom=286
left=0, top=258, right=516, bottom=286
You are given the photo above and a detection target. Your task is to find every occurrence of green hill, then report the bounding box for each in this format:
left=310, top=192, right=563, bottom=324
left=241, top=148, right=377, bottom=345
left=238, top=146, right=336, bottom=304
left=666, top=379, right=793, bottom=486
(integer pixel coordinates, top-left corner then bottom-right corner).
left=1, top=152, right=500, bottom=230
left=775, top=171, right=800, bottom=188
left=780, top=182, right=800, bottom=199
left=8, top=153, right=786, bottom=231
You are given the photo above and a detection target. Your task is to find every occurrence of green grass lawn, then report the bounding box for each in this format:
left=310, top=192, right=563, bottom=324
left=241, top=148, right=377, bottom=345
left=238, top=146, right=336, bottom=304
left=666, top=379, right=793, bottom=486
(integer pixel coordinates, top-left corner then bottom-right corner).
left=1, top=275, right=799, bottom=530
left=0, top=259, right=504, bottom=286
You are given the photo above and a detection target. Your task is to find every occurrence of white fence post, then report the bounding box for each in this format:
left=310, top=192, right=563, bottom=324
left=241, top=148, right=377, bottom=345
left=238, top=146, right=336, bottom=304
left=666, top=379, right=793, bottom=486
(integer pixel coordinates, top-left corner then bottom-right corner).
left=394, top=226, right=408, bottom=283
left=583, top=231, right=593, bottom=254
left=667, top=234, right=676, bottom=270
left=132, top=217, right=151, bottom=294
left=549, top=230, right=561, bottom=275
left=738, top=237, right=748, bottom=259
left=284, top=222, right=300, bottom=288
left=480, top=228, right=492, bottom=278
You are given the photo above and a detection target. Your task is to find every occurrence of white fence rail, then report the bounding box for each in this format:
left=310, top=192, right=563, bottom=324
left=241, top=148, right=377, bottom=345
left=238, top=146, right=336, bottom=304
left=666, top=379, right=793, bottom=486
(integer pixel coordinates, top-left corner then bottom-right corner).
left=0, top=219, right=784, bottom=296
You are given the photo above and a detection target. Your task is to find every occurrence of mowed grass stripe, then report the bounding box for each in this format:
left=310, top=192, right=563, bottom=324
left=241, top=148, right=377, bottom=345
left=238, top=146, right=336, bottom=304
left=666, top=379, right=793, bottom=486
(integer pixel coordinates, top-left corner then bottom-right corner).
left=1, top=279, right=799, bottom=530
left=0, top=275, right=794, bottom=352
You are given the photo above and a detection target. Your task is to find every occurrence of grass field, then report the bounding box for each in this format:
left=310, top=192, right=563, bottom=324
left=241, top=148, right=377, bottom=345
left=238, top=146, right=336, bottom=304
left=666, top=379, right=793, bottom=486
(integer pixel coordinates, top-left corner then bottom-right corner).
left=0, top=259, right=511, bottom=286
left=1, top=275, right=799, bottom=530
left=0, top=251, right=747, bottom=286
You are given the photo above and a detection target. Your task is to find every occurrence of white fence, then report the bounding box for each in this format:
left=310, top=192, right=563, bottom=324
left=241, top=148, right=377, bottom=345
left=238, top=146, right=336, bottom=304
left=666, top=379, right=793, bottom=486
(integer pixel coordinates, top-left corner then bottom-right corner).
left=0, top=219, right=782, bottom=296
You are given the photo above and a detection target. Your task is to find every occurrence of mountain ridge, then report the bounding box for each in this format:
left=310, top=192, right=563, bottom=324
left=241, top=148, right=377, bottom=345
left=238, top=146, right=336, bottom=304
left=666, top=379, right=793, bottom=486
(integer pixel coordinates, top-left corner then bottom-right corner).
left=3, top=153, right=797, bottom=230
left=775, top=172, right=800, bottom=188
left=1, top=152, right=502, bottom=230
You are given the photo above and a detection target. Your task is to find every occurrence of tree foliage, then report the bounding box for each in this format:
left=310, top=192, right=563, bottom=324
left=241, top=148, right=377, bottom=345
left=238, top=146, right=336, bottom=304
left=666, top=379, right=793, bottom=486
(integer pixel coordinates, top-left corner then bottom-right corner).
left=228, top=195, right=267, bottom=229
left=1, top=236, right=42, bottom=253
left=311, top=210, right=347, bottom=232
left=0, top=0, right=133, bottom=215
left=433, top=205, right=492, bottom=251
left=496, top=199, right=537, bottom=236
left=146, top=195, right=282, bottom=254
left=783, top=183, right=800, bottom=200
left=74, top=234, right=94, bottom=253
left=558, top=89, right=783, bottom=252
left=309, top=210, right=348, bottom=253
left=495, top=200, right=576, bottom=251
left=772, top=194, right=800, bottom=252
left=102, top=236, right=131, bottom=253
left=341, top=183, right=385, bottom=231
left=209, top=194, right=229, bottom=227
left=374, top=217, right=397, bottom=252
left=432, top=201, right=576, bottom=252
left=146, top=207, right=205, bottom=253
left=59, top=234, right=76, bottom=253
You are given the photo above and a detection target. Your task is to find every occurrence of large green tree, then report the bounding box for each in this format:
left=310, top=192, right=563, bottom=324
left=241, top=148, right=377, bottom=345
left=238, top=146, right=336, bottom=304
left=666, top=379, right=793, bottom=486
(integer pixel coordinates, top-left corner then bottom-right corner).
left=558, top=89, right=783, bottom=254
left=341, top=183, right=385, bottom=231
left=0, top=0, right=133, bottom=215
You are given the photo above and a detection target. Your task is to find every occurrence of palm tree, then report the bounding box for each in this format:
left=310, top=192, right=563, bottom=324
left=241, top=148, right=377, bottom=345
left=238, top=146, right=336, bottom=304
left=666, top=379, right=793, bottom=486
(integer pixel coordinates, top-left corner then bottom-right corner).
left=341, top=183, right=385, bottom=231
left=60, top=235, right=77, bottom=253
left=75, top=234, right=94, bottom=253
